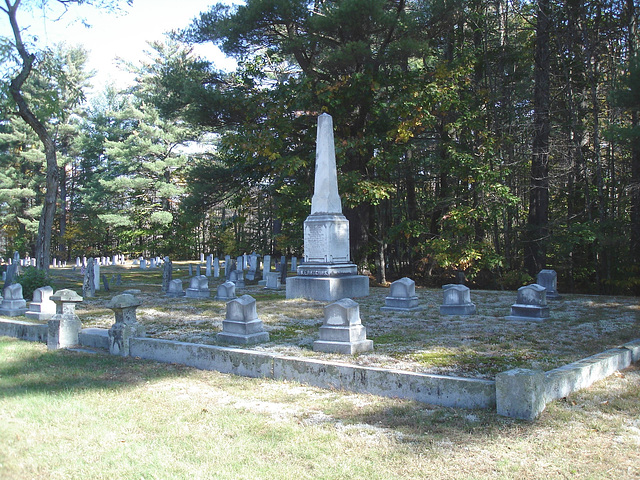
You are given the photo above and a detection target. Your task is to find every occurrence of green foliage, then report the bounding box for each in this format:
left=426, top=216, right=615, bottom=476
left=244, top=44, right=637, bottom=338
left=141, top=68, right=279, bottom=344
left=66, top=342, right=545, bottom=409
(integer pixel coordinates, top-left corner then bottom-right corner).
left=16, top=266, right=53, bottom=301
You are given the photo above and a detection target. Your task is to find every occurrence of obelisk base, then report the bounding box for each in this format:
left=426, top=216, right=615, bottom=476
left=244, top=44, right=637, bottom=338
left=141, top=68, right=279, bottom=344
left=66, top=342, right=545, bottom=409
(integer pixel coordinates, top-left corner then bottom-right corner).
left=286, top=265, right=369, bottom=302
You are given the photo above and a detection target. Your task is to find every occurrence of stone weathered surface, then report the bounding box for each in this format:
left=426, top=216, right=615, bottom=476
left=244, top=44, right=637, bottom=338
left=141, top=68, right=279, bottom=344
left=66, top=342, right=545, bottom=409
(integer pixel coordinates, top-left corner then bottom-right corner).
left=506, top=284, right=550, bottom=321
left=440, top=284, right=476, bottom=316
left=0, top=283, right=28, bottom=316
left=314, top=298, right=373, bottom=354
left=229, top=270, right=245, bottom=289
left=264, top=272, right=281, bottom=290
left=162, top=257, right=172, bottom=293
left=107, top=293, right=146, bottom=356
left=25, top=286, right=56, bottom=321
left=185, top=275, right=210, bottom=298
left=215, top=281, right=237, bottom=301
left=217, top=294, right=269, bottom=345
left=537, top=269, right=561, bottom=299
left=496, top=368, right=546, bottom=420
left=166, top=279, right=184, bottom=298
left=47, top=289, right=83, bottom=350
left=381, top=277, right=422, bottom=312
left=83, top=258, right=95, bottom=298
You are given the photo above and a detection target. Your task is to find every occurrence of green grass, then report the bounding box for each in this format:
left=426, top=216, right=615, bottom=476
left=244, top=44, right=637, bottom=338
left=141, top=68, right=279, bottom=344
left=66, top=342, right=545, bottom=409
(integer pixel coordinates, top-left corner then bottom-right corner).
left=1, top=337, right=639, bottom=479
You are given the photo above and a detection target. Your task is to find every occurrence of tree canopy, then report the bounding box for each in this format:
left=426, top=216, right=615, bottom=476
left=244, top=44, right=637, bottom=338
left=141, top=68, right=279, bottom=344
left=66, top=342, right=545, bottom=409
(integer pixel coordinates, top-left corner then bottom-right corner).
left=1, top=0, right=639, bottom=294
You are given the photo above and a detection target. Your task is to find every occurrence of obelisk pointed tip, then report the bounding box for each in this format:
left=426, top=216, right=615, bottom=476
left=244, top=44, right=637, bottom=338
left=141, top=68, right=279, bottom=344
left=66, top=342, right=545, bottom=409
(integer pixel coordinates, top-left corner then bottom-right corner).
left=311, top=112, right=342, bottom=214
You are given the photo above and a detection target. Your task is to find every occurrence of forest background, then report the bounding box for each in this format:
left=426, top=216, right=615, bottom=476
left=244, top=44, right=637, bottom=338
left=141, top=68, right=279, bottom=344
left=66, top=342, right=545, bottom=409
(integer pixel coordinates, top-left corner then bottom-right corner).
left=1, top=0, right=639, bottom=295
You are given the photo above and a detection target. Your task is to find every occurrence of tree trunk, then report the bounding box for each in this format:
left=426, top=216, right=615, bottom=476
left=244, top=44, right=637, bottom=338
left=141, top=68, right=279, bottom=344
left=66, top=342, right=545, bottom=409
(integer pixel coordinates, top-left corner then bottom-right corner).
left=5, top=1, right=58, bottom=271
left=524, top=0, right=551, bottom=276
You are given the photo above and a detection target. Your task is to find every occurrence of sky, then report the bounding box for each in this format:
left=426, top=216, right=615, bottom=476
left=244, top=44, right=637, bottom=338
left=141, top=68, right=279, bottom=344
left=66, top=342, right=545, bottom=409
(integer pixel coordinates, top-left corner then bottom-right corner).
left=1, top=0, right=237, bottom=95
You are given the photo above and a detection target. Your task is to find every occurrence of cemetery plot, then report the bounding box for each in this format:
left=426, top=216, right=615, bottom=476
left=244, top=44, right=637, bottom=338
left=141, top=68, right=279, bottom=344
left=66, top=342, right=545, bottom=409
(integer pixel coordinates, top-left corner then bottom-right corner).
left=51, top=266, right=639, bottom=381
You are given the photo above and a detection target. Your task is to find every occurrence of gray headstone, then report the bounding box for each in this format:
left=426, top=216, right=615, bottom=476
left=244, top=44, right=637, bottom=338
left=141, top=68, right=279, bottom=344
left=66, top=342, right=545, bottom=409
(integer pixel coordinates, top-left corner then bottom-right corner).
left=506, top=284, right=550, bottom=321
left=313, top=298, right=373, bottom=354
left=537, top=269, right=560, bottom=299
left=381, top=277, right=422, bottom=312
left=162, top=257, right=172, bottom=293
left=217, top=294, right=269, bottom=345
left=83, top=258, right=95, bottom=298
left=440, top=284, right=476, bottom=315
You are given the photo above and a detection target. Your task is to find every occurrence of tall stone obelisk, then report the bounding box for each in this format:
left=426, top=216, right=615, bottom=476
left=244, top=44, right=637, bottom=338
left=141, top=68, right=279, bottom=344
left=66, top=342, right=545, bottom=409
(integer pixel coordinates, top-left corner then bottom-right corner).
left=286, top=113, right=369, bottom=301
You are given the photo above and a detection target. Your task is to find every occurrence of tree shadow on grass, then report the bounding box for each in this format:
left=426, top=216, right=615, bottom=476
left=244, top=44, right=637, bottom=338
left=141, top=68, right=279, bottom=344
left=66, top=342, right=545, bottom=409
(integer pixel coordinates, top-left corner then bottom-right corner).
left=0, top=337, right=189, bottom=400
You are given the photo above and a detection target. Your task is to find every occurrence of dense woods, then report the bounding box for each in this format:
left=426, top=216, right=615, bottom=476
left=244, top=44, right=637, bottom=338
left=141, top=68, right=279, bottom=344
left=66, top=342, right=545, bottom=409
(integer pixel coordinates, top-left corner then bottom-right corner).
left=1, top=0, right=639, bottom=294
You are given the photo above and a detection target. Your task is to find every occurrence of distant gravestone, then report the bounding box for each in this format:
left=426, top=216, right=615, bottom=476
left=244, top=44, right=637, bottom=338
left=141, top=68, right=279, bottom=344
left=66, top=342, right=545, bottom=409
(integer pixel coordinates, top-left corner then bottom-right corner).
left=83, top=258, right=95, bottom=298
left=47, top=289, right=83, bottom=350
left=224, top=255, right=231, bottom=276
left=3, top=251, right=19, bottom=290
left=440, top=284, right=476, bottom=315
left=215, top=281, right=236, bottom=301
left=280, top=256, right=288, bottom=286
left=150, top=258, right=156, bottom=269
left=380, top=277, right=422, bottom=312
left=185, top=275, right=210, bottom=298
left=313, top=298, right=373, bottom=354
left=291, top=256, right=297, bottom=272
left=213, top=257, right=220, bottom=278
left=237, top=256, right=244, bottom=271
left=162, top=257, right=172, bottom=293
left=25, top=286, right=56, bottom=321
left=188, top=264, right=193, bottom=276
left=101, top=274, right=110, bottom=292
left=217, top=294, right=269, bottom=345
left=229, top=269, right=245, bottom=289
left=264, top=272, right=281, bottom=290
left=246, top=253, right=260, bottom=281
left=0, top=283, right=28, bottom=316
left=107, top=293, right=145, bottom=357
left=116, top=274, right=122, bottom=286
left=263, top=255, right=271, bottom=275
left=506, top=284, right=550, bottom=321
left=166, top=279, right=185, bottom=297
left=206, top=255, right=212, bottom=277
left=94, top=260, right=100, bottom=291
left=537, top=269, right=560, bottom=300
left=76, top=257, right=81, bottom=268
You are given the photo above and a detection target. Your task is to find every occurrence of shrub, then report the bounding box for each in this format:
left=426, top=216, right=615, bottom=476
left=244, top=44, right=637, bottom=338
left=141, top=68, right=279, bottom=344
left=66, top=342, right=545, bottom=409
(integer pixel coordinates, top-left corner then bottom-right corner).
left=16, top=267, right=53, bottom=301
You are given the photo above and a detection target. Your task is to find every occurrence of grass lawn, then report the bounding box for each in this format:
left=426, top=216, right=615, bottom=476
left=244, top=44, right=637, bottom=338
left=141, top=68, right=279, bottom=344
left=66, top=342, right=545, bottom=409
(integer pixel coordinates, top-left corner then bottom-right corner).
left=1, top=337, right=639, bottom=479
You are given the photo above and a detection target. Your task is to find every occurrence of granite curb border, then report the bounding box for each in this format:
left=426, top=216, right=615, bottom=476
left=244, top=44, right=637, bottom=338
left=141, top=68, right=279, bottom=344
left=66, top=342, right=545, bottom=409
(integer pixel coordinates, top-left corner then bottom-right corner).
left=1, top=318, right=638, bottom=419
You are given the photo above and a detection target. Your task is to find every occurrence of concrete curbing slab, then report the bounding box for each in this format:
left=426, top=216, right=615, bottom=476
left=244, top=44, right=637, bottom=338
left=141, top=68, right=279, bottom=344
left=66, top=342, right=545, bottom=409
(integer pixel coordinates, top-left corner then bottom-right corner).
left=272, top=356, right=496, bottom=409
left=0, top=319, right=47, bottom=343
left=78, top=328, right=110, bottom=350
left=544, top=347, right=633, bottom=403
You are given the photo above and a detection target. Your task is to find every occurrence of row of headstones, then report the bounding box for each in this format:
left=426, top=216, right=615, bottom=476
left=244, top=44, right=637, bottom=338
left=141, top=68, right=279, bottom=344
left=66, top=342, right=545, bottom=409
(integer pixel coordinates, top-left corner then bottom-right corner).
left=214, top=294, right=371, bottom=353
left=382, top=269, right=560, bottom=321
left=0, top=284, right=56, bottom=319
left=178, top=254, right=298, bottom=280
left=75, top=255, right=127, bottom=268
left=81, top=258, right=124, bottom=297
left=107, top=290, right=370, bottom=355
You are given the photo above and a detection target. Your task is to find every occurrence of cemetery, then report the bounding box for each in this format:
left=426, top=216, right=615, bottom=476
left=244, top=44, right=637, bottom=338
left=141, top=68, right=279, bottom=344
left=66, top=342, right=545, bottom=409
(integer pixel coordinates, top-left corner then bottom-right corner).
left=0, top=259, right=638, bottom=420
left=2, top=0, right=639, bottom=475
left=1, top=114, right=639, bottom=421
